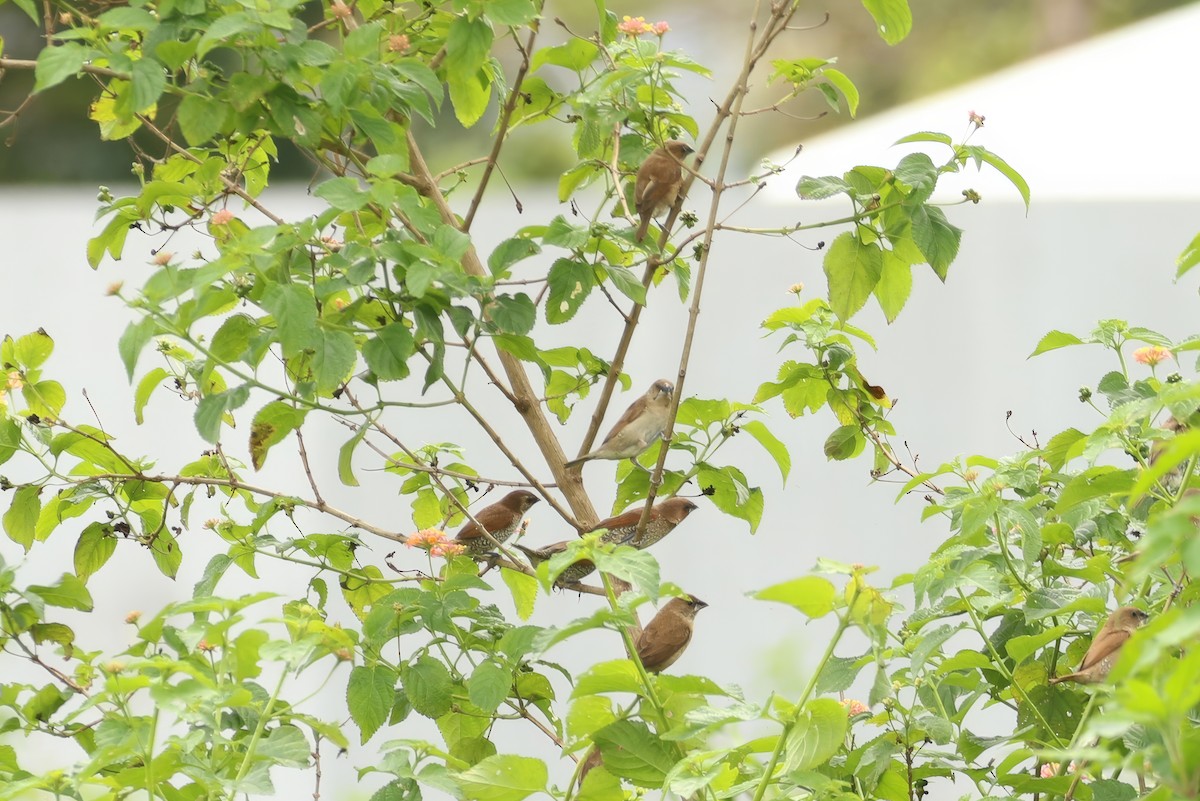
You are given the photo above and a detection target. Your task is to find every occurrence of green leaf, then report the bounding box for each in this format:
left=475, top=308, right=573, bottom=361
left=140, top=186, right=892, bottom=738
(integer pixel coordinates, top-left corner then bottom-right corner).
left=467, top=660, right=511, bottom=714
left=196, top=12, right=258, bottom=59
left=488, top=237, right=541, bottom=276
left=445, top=16, right=493, bottom=127
left=262, top=285, right=318, bottom=357
left=531, top=38, right=599, bottom=73
left=592, top=720, right=674, bottom=788
left=572, top=659, right=642, bottom=697
left=29, top=573, right=94, bottom=611
left=363, top=323, right=415, bottom=381
left=1177, top=231, right=1200, bottom=279
left=752, top=576, right=836, bottom=618
left=248, top=401, right=307, bottom=470
left=860, top=0, right=913, bottom=44
left=823, top=424, right=864, bottom=461
left=591, top=547, right=660, bottom=602
left=893, top=152, right=937, bottom=202
left=821, top=68, right=859, bottom=117
left=315, top=177, right=371, bottom=212
left=209, top=313, right=257, bottom=362
left=133, top=367, right=170, bottom=425
left=488, top=293, right=537, bottom=335
left=485, top=0, right=537, bottom=25
left=348, top=664, right=397, bottom=743
left=894, top=130, right=952, bottom=146
left=796, top=175, right=852, bottom=200
left=34, top=43, right=89, bottom=92
left=874, top=247, right=913, bottom=323
left=4, top=486, right=40, bottom=550
left=501, top=568, right=538, bottom=621
left=456, top=755, right=547, bottom=801
left=127, top=58, right=167, bottom=113
left=0, top=418, right=19, bottom=468
left=1029, top=329, right=1084, bottom=358
left=824, top=231, right=882, bottom=320
left=12, top=329, right=53, bottom=369
left=338, top=424, right=368, bottom=487
left=782, top=698, right=849, bottom=771
left=194, top=384, right=250, bottom=443
left=1005, top=625, right=1069, bottom=664
left=604, top=265, right=647, bottom=306
left=74, top=522, right=117, bottom=581
left=740, top=420, right=791, bottom=483
left=311, top=329, right=357, bottom=395
left=177, top=93, right=227, bottom=146
left=150, top=530, right=182, bottom=579
left=118, top=318, right=157, bottom=380
left=696, top=465, right=763, bottom=532
left=910, top=205, right=962, bottom=281
left=546, top=258, right=595, bottom=324
left=972, top=146, right=1030, bottom=211
left=403, top=656, right=453, bottom=718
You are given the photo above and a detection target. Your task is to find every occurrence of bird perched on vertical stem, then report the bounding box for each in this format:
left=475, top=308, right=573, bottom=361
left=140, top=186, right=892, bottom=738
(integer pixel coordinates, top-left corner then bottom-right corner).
left=635, top=594, right=708, bottom=673
left=452, top=490, right=540, bottom=556
left=513, top=540, right=597, bottom=587
left=634, top=140, right=694, bottom=242
left=566, top=379, right=674, bottom=470
left=1049, top=606, right=1149, bottom=685
left=591, top=496, right=698, bottom=549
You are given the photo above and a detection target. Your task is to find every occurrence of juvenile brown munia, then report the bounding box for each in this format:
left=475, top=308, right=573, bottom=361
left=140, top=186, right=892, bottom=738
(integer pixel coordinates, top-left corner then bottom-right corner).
left=451, top=490, right=540, bottom=556
left=634, top=140, right=694, bottom=242
left=566, top=380, right=674, bottom=470
left=1049, top=606, right=1149, bottom=685
left=592, top=496, right=698, bottom=549
left=636, top=594, right=708, bottom=673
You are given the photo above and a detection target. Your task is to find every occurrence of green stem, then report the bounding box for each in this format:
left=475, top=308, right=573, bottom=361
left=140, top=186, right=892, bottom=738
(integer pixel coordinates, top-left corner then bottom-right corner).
left=750, top=608, right=852, bottom=801
left=955, top=588, right=1066, bottom=748
left=228, top=667, right=287, bottom=798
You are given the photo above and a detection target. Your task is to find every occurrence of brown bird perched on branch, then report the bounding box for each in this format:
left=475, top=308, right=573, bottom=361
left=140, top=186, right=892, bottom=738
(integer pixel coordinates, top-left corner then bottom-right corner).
left=1049, top=606, right=1149, bottom=685
left=513, top=541, right=596, bottom=587
left=592, top=496, right=698, bottom=549
left=452, top=490, right=540, bottom=556
left=566, top=379, right=674, bottom=470
left=634, top=140, right=694, bottom=242
left=636, top=594, right=708, bottom=673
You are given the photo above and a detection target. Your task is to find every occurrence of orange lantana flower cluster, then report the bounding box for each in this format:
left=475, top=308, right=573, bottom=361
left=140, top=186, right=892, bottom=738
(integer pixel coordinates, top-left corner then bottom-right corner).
left=405, top=528, right=466, bottom=558
left=617, top=16, right=669, bottom=37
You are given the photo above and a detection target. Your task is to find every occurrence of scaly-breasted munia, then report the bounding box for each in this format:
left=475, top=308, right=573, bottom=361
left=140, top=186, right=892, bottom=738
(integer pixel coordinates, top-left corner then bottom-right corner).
left=634, top=140, right=694, bottom=242
left=591, top=496, right=698, bottom=549
left=636, top=594, right=708, bottom=673
left=452, top=489, right=540, bottom=556
left=1049, top=606, right=1149, bottom=685
left=513, top=540, right=596, bottom=587
left=566, top=380, right=674, bottom=470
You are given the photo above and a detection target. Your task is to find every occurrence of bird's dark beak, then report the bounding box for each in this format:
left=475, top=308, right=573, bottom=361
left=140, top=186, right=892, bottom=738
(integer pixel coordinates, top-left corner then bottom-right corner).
left=690, top=596, right=708, bottom=609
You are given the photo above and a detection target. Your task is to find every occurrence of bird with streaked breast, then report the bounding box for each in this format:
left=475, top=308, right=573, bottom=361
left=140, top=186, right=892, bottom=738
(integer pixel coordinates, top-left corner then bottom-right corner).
left=566, top=379, right=674, bottom=470
left=636, top=594, right=708, bottom=673
left=591, top=496, right=698, bottom=549
left=451, top=489, right=540, bottom=556
left=513, top=540, right=596, bottom=587
left=1049, top=606, right=1149, bottom=685
left=634, top=140, right=695, bottom=242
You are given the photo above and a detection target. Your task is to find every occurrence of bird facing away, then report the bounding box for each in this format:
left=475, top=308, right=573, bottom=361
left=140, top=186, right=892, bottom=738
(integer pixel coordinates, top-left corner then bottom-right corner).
left=565, top=380, right=674, bottom=470
left=513, top=541, right=596, bottom=587
left=1049, top=606, right=1149, bottom=685
left=452, top=490, right=540, bottom=556
left=634, top=140, right=694, bottom=242
left=635, top=594, right=708, bottom=673
left=591, top=496, right=699, bottom=549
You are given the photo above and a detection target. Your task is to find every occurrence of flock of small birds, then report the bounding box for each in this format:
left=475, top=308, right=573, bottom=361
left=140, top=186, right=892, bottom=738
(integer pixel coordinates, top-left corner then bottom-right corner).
left=450, top=377, right=707, bottom=675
